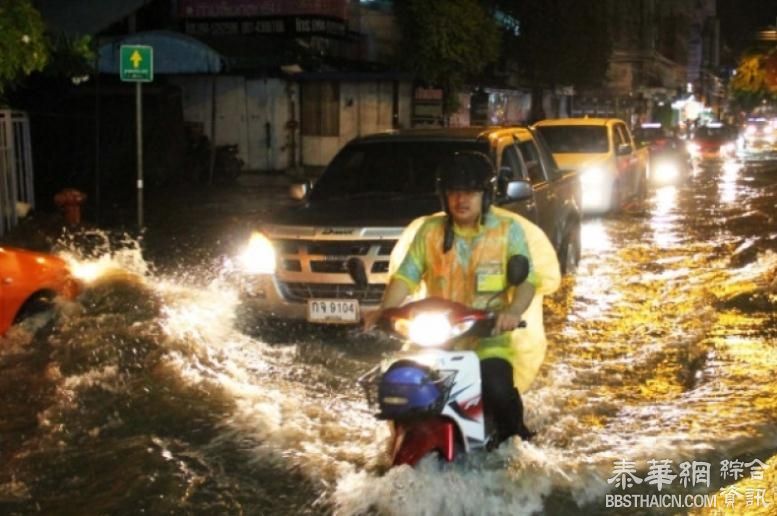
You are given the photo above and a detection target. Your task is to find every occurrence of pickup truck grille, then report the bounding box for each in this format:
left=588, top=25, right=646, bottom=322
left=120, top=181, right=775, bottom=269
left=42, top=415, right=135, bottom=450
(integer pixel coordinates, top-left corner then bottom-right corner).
left=278, top=282, right=386, bottom=303
left=272, top=238, right=396, bottom=303
left=275, top=240, right=395, bottom=256
left=275, top=239, right=397, bottom=274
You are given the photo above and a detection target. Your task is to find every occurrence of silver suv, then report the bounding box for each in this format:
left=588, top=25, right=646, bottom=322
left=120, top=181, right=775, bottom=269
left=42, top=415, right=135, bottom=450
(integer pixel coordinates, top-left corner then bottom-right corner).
left=236, top=127, right=581, bottom=327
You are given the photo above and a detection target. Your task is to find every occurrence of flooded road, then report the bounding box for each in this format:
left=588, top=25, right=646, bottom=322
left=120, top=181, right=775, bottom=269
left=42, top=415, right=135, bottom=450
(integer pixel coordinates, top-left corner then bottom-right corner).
left=1, top=157, right=776, bottom=515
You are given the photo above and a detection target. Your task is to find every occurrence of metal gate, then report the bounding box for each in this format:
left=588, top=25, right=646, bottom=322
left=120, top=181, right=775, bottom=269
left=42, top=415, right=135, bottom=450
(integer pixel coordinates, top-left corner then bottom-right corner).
left=0, top=110, right=35, bottom=237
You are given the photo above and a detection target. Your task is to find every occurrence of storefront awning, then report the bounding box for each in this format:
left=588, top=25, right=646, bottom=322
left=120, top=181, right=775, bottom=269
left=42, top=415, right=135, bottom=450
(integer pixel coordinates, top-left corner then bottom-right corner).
left=98, top=30, right=223, bottom=74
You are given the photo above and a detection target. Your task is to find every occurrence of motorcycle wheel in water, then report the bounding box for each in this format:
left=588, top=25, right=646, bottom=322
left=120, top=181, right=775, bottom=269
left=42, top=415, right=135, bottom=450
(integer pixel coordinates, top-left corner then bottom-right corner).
left=355, top=256, right=530, bottom=467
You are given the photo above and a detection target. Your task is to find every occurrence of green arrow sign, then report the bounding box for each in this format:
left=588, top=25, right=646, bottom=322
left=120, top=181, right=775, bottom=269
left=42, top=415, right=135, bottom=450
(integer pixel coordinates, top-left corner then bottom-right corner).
left=120, top=45, right=153, bottom=82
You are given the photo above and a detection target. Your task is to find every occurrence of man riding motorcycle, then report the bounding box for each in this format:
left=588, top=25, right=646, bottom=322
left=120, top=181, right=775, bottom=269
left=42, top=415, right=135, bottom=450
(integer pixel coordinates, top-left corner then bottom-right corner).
left=365, top=151, right=561, bottom=443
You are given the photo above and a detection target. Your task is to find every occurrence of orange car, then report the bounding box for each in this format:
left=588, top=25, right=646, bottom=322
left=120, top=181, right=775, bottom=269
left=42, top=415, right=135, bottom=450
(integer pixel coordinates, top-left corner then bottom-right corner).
left=0, top=246, right=79, bottom=336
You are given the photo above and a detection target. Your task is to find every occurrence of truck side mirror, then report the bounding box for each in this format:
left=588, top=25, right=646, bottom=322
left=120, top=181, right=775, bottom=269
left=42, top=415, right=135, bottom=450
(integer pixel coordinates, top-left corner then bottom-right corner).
left=504, top=179, right=533, bottom=201
left=616, top=143, right=633, bottom=156
left=289, top=181, right=310, bottom=200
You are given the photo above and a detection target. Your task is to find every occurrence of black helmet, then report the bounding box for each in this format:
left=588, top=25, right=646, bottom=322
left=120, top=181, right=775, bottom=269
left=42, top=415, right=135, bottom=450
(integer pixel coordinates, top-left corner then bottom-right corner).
left=436, top=151, right=496, bottom=215
left=436, top=151, right=496, bottom=254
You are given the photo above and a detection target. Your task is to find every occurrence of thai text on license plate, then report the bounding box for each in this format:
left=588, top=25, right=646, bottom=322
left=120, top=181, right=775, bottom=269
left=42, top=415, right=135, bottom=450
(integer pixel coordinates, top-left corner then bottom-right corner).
left=307, top=299, right=360, bottom=323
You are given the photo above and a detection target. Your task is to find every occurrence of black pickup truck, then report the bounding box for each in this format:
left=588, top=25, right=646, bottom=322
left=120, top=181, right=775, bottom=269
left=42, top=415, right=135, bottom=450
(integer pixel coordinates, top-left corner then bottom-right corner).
left=236, top=127, right=581, bottom=326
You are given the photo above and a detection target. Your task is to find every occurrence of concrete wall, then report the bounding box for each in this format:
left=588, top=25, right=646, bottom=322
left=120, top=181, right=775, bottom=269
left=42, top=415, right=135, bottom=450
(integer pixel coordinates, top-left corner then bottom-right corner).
left=301, top=80, right=412, bottom=167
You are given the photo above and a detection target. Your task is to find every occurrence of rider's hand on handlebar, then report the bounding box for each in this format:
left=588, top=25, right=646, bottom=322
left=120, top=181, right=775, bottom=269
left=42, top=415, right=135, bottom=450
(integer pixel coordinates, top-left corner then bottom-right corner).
left=362, top=309, right=383, bottom=332
left=493, top=310, right=522, bottom=335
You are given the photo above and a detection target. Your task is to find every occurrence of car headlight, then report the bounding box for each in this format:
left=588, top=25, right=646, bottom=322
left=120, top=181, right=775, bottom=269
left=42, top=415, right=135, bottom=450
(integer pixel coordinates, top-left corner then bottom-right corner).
left=238, top=231, right=276, bottom=274
left=721, top=143, right=735, bottom=154
left=653, top=162, right=679, bottom=183
left=686, top=142, right=700, bottom=154
left=581, top=166, right=608, bottom=186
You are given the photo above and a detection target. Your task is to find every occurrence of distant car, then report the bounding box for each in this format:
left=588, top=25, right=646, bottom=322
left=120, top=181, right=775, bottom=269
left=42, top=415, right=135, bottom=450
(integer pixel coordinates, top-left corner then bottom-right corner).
left=687, top=123, right=737, bottom=161
left=739, top=118, right=776, bottom=153
left=0, top=246, right=79, bottom=336
left=533, top=118, right=648, bottom=213
left=633, top=123, right=691, bottom=185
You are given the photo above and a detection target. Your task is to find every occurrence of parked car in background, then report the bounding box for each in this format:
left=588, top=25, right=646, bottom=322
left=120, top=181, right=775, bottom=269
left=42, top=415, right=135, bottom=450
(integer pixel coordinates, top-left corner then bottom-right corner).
left=236, top=126, right=581, bottom=328
left=633, top=123, right=691, bottom=185
left=533, top=118, right=648, bottom=214
left=0, top=247, right=79, bottom=336
left=688, top=123, right=737, bottom=161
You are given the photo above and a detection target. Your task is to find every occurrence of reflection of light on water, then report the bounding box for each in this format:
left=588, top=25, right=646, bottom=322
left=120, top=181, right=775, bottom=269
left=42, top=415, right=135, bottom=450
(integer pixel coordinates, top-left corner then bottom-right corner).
left=574, top=218, right=621, bottom=321
left=66, top=256, right=116, bottom=283
left=581, top=219, right=612, bottom=253
left=159, top=281, right=239, bottom=343
left=650, top=186, right=680, bottom=248
left=653, top=185, right=677, bottom=218
left=719, top=159, right=741, bottom=204
left=61, top=243, right=150, bottom=284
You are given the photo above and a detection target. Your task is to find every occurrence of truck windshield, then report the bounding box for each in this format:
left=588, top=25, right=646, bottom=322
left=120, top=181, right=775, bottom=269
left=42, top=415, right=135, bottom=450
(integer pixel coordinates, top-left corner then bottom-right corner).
left=535, top=126, right=609, bottom=153
left=311, top=141, right=489, bottom=201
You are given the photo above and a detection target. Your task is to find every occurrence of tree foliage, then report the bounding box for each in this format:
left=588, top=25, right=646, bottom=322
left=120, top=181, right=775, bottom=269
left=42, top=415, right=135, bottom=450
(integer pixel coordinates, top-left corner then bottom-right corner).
left=730, top=48, right=777, bottom=110
left=0, top=0, right=48, bottom=95
left=0, top=0, right=95, bottom=99
left=394, top=0, right=500, bottom=114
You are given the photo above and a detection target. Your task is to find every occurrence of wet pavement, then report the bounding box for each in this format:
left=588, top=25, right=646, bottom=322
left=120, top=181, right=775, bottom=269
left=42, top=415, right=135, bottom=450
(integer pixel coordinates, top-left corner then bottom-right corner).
left=1, top=156, right=776, bottom=515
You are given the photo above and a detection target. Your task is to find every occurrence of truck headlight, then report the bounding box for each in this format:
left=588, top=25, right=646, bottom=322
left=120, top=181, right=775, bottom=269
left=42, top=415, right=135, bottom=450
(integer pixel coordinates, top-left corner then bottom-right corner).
left=581, top=166, right=607, bottom=186
left=238, top=232, right=276, bottom=274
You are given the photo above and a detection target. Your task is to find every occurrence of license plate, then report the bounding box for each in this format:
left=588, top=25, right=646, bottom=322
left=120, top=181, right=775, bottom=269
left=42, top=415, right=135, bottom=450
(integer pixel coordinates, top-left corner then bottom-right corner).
left=307, top=299, right=360, bottom=324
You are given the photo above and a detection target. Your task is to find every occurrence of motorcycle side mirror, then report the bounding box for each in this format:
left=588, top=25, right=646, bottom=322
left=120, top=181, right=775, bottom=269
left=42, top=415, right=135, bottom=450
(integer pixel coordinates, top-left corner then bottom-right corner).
left=506, top=255, right=530, bottom=285
left=346, top=257, right=368, bottom=288
left=485, top=254, right=530, bottom=310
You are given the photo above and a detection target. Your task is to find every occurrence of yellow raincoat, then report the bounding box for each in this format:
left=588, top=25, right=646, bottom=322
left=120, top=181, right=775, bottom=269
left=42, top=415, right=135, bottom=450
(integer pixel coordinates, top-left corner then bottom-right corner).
left=389, top=206, right=561, bottom=393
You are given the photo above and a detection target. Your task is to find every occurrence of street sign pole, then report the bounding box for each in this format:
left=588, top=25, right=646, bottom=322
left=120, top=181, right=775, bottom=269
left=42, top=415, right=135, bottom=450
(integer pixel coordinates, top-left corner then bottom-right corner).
left=136, top=82, right=144, bottom=228
left=119, top=44, right=152, bottom=229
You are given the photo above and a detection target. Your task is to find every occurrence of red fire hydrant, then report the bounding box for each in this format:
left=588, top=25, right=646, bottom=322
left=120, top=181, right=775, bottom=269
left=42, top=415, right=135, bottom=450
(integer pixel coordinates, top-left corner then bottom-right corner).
left=54, top=188, right=87, bottom=225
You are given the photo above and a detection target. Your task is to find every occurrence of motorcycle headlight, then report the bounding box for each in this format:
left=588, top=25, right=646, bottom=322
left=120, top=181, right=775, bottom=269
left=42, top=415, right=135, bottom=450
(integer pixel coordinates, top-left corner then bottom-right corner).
left=238, top=232, right=276, bottom=274
left=581, top=166, right=608, bottom=186
left=686, top=142, right=700, bottom=154
left=403, top=313, right=476, bottom=348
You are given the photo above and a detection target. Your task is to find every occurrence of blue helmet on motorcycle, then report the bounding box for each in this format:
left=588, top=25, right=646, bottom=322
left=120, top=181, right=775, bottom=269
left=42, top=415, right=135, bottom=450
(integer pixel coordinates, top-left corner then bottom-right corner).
left=378, top=362, right=444, bottom=419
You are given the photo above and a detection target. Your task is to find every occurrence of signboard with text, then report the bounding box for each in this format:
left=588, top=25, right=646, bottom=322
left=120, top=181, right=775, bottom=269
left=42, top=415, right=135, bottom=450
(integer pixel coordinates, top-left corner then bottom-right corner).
left=178, top=0, right=348, bottom=20
left=120, top=45, right=153, bottom=82
left=412, top=88, right=444, bottom=127
left=184, top=16, right=346, bottom=37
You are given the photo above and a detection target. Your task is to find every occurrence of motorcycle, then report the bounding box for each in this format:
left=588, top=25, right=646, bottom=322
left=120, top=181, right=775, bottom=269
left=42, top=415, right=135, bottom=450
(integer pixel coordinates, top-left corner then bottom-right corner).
left=353, top=255, right=529, bottom=467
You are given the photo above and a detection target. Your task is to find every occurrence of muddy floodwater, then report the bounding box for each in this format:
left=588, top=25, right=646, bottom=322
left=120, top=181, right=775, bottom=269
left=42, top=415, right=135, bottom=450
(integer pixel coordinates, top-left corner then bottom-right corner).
left=1, top=157, right=776, bottom=515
